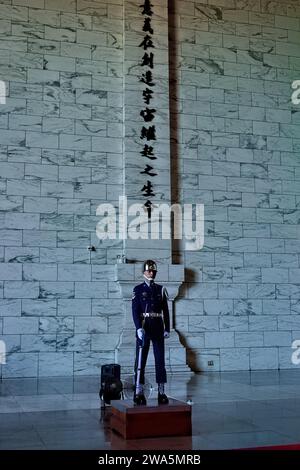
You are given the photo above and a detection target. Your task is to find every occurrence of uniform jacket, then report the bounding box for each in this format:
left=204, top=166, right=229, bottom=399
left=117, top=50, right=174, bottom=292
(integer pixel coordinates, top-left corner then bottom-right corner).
left=132, top=281, right=170, bottom=334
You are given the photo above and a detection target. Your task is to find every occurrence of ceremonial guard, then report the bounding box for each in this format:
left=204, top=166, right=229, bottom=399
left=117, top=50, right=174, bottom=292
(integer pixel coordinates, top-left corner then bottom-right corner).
left=132, top=260, right=170, bottom=406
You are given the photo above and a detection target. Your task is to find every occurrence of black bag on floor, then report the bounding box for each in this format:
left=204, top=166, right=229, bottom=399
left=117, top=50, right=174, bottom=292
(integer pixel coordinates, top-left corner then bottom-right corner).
left=99, top=363, right=123, bottom=405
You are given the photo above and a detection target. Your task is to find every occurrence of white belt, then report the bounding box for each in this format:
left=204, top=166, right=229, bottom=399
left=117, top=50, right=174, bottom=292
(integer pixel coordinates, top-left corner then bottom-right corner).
left=143, top=313, right=163, bottom=318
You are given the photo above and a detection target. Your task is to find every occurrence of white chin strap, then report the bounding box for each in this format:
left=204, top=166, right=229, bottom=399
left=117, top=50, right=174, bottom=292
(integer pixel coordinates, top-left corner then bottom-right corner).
left=143, top=273, right=155, bottom=281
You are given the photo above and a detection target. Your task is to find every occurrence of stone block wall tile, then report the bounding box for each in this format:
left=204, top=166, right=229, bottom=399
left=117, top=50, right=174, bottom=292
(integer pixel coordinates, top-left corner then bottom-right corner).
left=188, top=348, right=220, bottom=372
left=22, top=264, right=57, bottom=281
left=264, top=331, right=292, bottom=347
left=205, top=331, right=234, bottom=348
left=74, top=351, right=114, bottom=375
left=0, top=299, right=22, bottom=317
left=38, top=352, right=74, bottom=376
left=74, top=316, right=107, bottom=334
left=4, top=281, right=39, bottom=299
left=21, top=299, right=57, bottom=316
left=39, top=316, right=74, bottom=334
left=219, top=316, right=248, bottom=331
left=2, top=353, right=38, bottom=378
left=3, top=317, right=39, bottom=334
left=220, top=348, right=250, bottom=371
left=21, top=334, right=56, bottom=353
left=235, top=332, right=264, bottom=347
left=56, top=333, right=91, bottom=352
left=0, top=334, right=20, bottom=354
left=250, top=347, right=278, bottom=369
left=279, top=347, right=300, bottom=369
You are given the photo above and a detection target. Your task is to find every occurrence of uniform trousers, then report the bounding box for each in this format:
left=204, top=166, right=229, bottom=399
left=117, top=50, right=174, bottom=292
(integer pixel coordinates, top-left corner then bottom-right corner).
left=134, top=318, right=167, bottom=385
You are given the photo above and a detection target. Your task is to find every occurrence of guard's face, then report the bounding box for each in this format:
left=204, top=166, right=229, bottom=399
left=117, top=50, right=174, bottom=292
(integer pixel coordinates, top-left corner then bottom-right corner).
left=144, top=269, right=157, bottom=280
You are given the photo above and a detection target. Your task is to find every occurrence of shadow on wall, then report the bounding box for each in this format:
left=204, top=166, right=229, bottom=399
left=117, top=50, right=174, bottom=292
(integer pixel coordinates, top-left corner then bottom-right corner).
left=175, top=269, right=201, bottom=372
left=168, top=0, right=182, bottom=265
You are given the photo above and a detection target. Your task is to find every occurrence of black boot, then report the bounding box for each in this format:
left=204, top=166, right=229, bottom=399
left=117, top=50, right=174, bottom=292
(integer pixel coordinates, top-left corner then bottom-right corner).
left=158, top=392, right=169, bottom=405
left=133, top=393, right=147, bottom=406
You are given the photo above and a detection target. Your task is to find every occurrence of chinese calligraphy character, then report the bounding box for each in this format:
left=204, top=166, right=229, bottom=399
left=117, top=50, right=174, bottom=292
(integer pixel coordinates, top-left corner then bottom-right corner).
left=141, top=164, right=157, bottom=177
left=139, top=34, right=155, bottom=50
left=140, top=0, right=153, bottom=16
left=140, top=71, right=155, bottom=87
left=140, top=125, right=156, bottom=141
left=141, top=180, right=155, bottom=197
left=142, top=88, right=154, bottom=105
left=144, top=199, right=153, bottom=218
left=143, top=17, right=153, bottom=35
left=140, top=107, right=156, bottom=122
left=141, top=144, right=156, bottom=160
left=141, top=52, right=154, bottom=69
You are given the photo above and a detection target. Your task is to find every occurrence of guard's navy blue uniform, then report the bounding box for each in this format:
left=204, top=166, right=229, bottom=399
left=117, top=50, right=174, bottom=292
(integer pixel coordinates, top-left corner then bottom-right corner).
left=132, top=280, right=170, bottom=384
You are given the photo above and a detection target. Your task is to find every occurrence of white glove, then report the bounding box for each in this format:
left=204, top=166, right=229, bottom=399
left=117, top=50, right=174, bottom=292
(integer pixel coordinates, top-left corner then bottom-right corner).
left=164, top=331, right=170, bottom=339
left=137, top=328, right=145, bottom=340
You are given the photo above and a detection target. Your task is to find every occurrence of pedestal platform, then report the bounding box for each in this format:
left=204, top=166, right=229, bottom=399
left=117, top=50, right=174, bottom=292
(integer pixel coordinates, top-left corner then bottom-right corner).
left=110, top=398, right=192, bottom=440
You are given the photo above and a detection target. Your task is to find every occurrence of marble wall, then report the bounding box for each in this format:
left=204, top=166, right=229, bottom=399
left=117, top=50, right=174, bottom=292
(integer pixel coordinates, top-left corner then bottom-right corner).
left=0, top=0, right=300, bottom=376
left=0, top=0, right=124, bottom=377
left=171, top=0, right=300, bottom=371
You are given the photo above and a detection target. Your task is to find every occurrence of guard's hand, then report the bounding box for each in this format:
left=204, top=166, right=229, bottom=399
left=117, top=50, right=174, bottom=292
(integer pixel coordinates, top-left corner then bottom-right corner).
left=137, top=328, right=145, bottom=341
left=164, top=331, right=170, bottom=339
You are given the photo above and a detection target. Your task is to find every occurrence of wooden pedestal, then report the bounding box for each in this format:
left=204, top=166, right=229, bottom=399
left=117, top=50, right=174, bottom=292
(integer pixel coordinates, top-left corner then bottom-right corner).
left=110, top=398, right=192, bottom=440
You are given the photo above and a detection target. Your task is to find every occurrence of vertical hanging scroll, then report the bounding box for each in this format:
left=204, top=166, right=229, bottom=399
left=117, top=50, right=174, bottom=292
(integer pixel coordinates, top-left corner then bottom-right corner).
left=139, top=0, right=157, bottom=218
